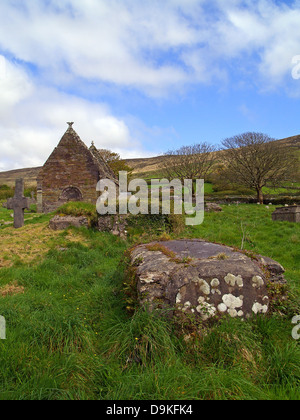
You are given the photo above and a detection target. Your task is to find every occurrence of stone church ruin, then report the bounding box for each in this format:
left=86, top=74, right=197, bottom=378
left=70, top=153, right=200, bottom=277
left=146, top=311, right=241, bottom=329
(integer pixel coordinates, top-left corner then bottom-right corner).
left=37, top=123, right=117, bottom=213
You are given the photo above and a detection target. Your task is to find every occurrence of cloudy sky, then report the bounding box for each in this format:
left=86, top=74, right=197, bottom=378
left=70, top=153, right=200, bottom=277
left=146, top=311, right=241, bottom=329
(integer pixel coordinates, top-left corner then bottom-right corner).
left=0, top=0, right=300, bottom=171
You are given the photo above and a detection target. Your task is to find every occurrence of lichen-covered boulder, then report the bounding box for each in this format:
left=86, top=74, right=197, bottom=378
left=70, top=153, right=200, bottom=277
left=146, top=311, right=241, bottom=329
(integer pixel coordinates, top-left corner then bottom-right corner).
left=205, top=203, right=222, bottom=212
left=128, top=239, right=286, bottom=321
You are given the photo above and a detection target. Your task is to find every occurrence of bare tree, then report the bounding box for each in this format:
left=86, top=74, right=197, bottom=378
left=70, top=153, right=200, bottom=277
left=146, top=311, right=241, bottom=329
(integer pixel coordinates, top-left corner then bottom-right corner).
left=222, top=132, right=296, bottom=204
left=160, top=143, right=217, bottom=195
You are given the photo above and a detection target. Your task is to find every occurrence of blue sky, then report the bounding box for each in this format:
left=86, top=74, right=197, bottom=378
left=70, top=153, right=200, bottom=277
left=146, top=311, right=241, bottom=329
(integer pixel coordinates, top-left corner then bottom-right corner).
left=0, top=0, right=300, bottom=170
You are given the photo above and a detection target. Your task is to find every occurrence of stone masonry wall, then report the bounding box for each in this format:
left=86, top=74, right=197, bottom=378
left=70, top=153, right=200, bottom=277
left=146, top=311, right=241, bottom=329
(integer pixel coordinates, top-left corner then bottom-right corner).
left=37, top=128, right=102, bottom=213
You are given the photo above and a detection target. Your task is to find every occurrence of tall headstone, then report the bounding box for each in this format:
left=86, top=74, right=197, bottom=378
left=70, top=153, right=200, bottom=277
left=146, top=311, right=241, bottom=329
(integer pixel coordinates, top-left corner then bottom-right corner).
left=6, top=179, right=30, bottom=229
left=36, top=187, right=43, bottom=213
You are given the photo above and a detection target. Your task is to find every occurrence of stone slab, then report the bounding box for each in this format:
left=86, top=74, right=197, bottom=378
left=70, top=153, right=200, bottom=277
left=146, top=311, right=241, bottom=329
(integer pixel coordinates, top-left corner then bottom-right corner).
left=49, top=215, right=89, bottom=230
left=129, top=239, right=286, bottom=321
left=157, top=239, right=241, bottom=260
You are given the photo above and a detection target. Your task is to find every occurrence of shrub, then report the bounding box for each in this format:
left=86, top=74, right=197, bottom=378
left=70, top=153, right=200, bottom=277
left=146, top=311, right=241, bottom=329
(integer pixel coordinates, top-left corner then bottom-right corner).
left=0, top=185, right=13, bottom=200
left=127, top=212, right=185, bottom=238
left=24, top=187, right=36, bottom=199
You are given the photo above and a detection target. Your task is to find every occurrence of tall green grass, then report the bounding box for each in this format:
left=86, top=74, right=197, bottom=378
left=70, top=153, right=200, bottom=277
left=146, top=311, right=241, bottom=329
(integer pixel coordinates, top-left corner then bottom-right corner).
left=185, top=204, right=300, bottom=293
left=0, top=204, right=299, bottom=400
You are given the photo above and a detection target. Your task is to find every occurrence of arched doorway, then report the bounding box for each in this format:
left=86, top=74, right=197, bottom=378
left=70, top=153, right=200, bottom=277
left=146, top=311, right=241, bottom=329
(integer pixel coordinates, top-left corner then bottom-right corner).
left=59, top=186, right=83, bottom=203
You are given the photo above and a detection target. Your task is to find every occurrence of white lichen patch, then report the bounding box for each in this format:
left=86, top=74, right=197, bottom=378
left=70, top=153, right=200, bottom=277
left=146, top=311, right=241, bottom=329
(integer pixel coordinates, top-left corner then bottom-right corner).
left=140, top=273, right=157, bottom=284
left=196, top=302, right=217, bottom=321
left=222, top=294, right=243, bottom=309
left=212, top=289, right=221, bottom=295
left=252, top=302, right=268, bottom=314
left=182, top=301, right=192, bottom=312
left=218, top=303, right=227, bottom=313
left=211, top=278, right=221, bottom=295
left=210, top=278, right=220, bottom=288
left=225, top=273, right=243, bottom=288
left=252, top=276, right=264, bottom=288
left=176, top=292, right=182, bottom=304
left=198, top=279, right=210, bottom=295
left=228, top=309, right=238, bottom=318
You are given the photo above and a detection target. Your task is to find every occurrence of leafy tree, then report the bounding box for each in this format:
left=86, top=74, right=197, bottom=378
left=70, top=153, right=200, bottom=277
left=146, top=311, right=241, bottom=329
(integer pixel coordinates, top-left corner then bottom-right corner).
left=98, top=149, right=133, bottom=176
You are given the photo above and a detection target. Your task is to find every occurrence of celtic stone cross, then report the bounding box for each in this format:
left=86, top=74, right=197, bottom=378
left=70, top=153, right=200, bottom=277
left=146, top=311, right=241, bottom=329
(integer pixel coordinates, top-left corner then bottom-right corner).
left=6, top=179, right=30, bottom=229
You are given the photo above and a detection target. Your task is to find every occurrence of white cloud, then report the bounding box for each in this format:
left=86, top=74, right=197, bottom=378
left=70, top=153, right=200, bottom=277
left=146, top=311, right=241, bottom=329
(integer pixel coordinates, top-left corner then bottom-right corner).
left=0, top=56, right=150, bottom=171
left=0, top=57, right=33, bottom=119
left=0, top=0, right=196, bottom=94
left=213, top=1, right=300, bottom=83
left=1, top=1, right=300, bottom=170
left=0, top=0, right=299, bottom=92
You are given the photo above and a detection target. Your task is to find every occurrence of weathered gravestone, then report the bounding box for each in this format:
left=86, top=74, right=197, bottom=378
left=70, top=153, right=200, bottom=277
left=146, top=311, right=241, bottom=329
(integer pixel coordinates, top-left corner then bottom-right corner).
left=6, top=179, right=30, bottom=229
left=128, top=239, right=286, bottom=321
left=272, top=205, right=300, bottom=223
left=49, top=215, right=89, bottom=230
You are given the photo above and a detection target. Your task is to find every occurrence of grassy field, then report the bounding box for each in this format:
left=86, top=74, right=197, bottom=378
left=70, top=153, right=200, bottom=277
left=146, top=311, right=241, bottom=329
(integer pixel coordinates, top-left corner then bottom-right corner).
left=184, top=204, right=300, bottom=294
left=0, top=202, right=299, bottom=400
left=262, top=183, right=300, bottom=196
left=0, top=204, right=40, bottom=229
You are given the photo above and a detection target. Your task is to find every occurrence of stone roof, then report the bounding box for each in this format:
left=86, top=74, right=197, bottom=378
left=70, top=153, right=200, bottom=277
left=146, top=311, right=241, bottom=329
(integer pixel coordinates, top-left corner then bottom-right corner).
left=38, top=123, right=118, bottom=185
left=89, top=141, right=118, bottom=184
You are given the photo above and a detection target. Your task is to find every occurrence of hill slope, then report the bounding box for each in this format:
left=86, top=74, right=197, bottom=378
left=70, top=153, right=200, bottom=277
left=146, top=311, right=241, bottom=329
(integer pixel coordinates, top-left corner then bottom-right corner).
left=0, top=167, right=42, bottom=187
left=0, top=134, right=299, bottom=187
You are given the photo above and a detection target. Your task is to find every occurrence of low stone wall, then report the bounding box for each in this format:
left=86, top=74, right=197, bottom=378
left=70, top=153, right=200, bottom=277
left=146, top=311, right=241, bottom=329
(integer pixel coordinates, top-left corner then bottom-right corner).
left=98, top=214, right=128, bottom=239
left=49, top=215, right=89, bottom=230
left=205, top=195, right=300, bottom=205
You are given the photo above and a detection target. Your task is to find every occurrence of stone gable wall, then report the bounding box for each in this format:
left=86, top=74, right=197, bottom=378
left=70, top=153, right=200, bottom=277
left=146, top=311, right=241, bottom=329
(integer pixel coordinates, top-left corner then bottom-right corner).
left=37, top=129, right=101, bottom=213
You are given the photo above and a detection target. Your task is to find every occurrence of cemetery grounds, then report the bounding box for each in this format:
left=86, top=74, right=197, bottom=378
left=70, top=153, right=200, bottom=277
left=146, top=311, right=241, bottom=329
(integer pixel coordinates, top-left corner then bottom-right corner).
left=0, top=200, right=299, bottom=400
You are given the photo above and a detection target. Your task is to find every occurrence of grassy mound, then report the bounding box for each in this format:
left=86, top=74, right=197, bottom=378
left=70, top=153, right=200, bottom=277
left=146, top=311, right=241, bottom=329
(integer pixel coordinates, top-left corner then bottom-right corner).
left=55, top=202, right=98, bottom=227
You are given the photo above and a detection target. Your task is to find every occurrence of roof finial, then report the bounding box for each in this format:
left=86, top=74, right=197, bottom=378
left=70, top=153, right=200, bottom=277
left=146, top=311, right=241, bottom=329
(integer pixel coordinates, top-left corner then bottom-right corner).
left=67, top=122, right=74, bottom=128
left=91, top=141, right=95, bottom=147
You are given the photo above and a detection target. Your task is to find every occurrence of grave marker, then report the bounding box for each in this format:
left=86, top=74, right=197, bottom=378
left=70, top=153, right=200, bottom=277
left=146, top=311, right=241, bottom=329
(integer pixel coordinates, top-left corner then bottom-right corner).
left=6, top=179, right=30, bottom=229
left=272, top=205, right=300, bottom=223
